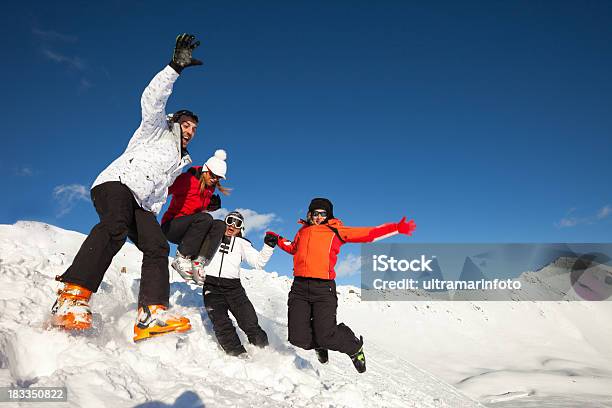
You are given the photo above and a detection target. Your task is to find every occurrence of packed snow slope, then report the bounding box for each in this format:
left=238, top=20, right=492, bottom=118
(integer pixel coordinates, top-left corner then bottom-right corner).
left=0, top=221, right=480, bottom=408
left=1, top=222, right=612, bottom=407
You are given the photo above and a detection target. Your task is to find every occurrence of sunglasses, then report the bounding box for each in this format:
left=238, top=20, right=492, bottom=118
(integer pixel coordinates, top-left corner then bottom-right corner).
left=311, top=210, right=327, bottom=218
left=225, top=215, right=243, bottom=229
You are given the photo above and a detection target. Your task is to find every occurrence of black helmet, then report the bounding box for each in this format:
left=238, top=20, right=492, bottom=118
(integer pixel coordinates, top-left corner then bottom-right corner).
left=170, top=109, right=199, bottom=123
left=308, top=197, right=334, bottom=219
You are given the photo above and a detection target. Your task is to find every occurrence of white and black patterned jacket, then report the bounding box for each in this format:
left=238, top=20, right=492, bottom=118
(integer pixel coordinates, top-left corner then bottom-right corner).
left=206, top=235, right=274, bottom=280
left=92, top=65, right=192, bottom=215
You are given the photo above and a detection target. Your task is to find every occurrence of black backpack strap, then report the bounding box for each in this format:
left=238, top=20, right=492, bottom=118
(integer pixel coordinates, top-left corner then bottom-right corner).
left=326, top=225, right=346, bottom=243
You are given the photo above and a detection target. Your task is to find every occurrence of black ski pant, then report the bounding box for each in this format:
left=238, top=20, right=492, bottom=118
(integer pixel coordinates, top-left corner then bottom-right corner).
left=203, top=276, right=269, bottom=355
left=162, top=214, right=225, bottom=260
left=60, top=181, right=170, bottom=307
left=288, top=277, right=362, bottom=355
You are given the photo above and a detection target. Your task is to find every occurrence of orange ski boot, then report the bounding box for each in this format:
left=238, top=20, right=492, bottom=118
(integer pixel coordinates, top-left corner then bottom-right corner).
left=133, top=305, right=191, bottom=342
left=50, top=283, right=93, bottom=330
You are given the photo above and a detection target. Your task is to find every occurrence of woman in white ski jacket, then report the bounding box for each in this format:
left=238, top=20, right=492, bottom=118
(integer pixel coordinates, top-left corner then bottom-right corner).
left=52, top=34, right=204, bottom=343
left=197, top=211, right=279, bottom=356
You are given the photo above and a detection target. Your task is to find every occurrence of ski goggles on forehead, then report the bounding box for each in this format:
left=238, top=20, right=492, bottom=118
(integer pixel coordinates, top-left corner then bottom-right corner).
left=225, top=215, right=244, bottom=228
left=311, top=210, right=327, bottom=218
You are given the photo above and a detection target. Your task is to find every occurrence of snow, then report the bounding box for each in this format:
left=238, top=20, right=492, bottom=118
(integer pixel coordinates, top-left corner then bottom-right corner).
left=0, top=221, right=611, bottom=407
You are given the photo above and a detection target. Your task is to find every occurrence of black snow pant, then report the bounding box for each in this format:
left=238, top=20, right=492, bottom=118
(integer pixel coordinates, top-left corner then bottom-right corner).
left=288, top=277, right=362, bottom=355
left=60, top=181, right=170, bottom=307
left=203, top=276, right=269, bottom=355
left=162, top=214, right=225, bottom=260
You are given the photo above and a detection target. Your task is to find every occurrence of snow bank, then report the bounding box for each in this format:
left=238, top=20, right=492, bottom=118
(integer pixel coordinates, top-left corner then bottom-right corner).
left=0, top=221, right=481, bottom=407
left=2, top=221, right=612, bottom=407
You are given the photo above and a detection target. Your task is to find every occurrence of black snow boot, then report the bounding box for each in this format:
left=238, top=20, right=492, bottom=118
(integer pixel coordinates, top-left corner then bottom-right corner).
left=225, top=345, right=247, bottom=357
left=349, top=336, right=366, bottom=373
left=315, top=348, right=329, bottom=364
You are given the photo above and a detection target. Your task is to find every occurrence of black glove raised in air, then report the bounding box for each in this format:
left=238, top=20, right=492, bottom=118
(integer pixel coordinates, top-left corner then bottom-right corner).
left=170, top=33, right=203, bottom=73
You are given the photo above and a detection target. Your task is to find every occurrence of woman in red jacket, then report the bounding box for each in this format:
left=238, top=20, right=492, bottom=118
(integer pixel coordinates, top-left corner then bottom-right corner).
left=161, top=149, right=230, bottom=281
left=268, top=197, right=416, bottom=373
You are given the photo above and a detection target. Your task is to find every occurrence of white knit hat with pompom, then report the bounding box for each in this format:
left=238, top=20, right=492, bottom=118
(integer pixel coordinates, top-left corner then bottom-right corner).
left=203, top=149, right=227, bottom=179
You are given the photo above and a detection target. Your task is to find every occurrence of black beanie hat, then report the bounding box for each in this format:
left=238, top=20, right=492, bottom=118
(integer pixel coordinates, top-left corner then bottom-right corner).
left=308, top=197, right=334, bottom=219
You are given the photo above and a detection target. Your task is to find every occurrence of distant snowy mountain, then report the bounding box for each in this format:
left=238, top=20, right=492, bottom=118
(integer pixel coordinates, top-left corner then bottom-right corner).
left=1, top=221, right=611, bottom=407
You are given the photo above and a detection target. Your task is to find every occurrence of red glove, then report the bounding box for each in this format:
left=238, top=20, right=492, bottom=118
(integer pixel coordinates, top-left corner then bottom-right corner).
left=397, top=217, right=416, bottom=236
left=266, top=231, right=281, bottom=239
left=264, top=232, right=279, bottom=247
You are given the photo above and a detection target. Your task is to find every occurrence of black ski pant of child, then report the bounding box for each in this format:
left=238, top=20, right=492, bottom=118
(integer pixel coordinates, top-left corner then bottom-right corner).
left=203, top=276, right=269, bottom=355
left=162, top=214, right=225, bottom=260
left=60, top=181, right=170, bottom=307
left=288, top=277, right=362, bottom=355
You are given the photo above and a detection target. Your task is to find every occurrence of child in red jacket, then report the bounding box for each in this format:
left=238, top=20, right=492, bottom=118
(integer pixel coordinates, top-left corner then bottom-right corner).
left=268, top=197, right=416, bottom=373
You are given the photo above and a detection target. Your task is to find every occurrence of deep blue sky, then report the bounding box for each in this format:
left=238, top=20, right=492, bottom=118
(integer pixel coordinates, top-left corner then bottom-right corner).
left=1, top=1, right=611, bottom=284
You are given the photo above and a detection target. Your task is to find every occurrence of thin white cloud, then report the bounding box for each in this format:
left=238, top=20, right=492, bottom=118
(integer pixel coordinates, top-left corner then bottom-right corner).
left=335, top=253, right=362, bottom=278
left=42, top=49, right=85, bottom=70
left=556, top=217, right=578, bottom=228
left=15, top=167, right=33, bottom=177
left=556, top=205, right=612, bottom=228
left=32, top=28, right=78, bottom=43
left=79, top=78, right=93, bottom=92
left=597, top=205, right=612, bottom=220
left=32, top=27, right=91, bottom=90
left=53, top=184, right=89, bottom=217
left=210, top=208, right=277, bottom=237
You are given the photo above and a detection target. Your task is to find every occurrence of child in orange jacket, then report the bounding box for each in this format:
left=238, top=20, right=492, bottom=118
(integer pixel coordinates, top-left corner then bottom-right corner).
left=268, top=197, right=416, bottom=373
